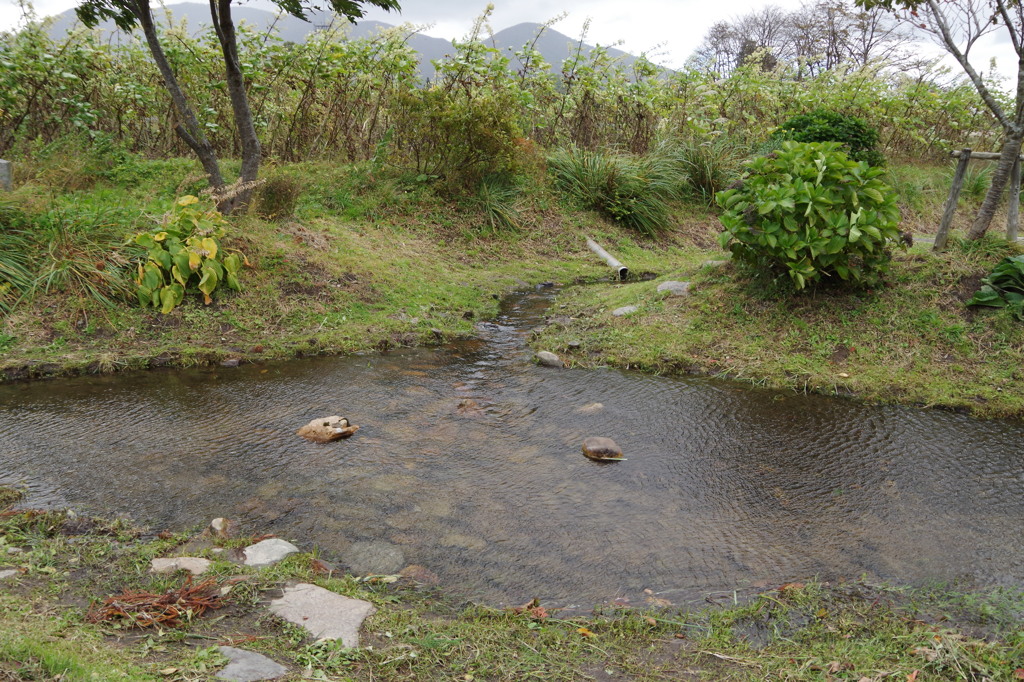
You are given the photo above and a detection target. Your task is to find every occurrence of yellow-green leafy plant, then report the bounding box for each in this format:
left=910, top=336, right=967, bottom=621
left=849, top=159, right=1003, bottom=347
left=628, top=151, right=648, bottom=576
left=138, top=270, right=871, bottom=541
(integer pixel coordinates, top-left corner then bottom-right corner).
left=134, top=196, right=243, bottom=313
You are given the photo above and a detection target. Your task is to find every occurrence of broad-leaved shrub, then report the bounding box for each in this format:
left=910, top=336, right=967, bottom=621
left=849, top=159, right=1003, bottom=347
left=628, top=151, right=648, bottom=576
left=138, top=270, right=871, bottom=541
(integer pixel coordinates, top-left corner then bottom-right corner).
left=134, top=196, right=244, bottom=314
left=773, top=109, right=884, bottom=167
left=717, top=141, right=901, bottom=290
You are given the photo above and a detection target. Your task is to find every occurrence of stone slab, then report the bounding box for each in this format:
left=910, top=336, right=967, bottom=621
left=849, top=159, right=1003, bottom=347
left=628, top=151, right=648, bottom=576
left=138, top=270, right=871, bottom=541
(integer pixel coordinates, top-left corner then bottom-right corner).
left=216, top=646, right=287, bottom=681
left=268, top=583, right=376, bottom=647
left=150, top=557, right=212, bottom=575
left=0, top=569, right=19, bottom=580
left=611, top=305, right=639, bottom=317
left=657, top=280, right=691, bottom=297
left=243, top=539, right=300, bottom=567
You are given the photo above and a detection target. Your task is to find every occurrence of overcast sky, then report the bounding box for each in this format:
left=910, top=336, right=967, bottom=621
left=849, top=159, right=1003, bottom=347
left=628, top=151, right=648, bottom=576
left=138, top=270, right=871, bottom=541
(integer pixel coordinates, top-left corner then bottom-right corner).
left=0, top=0, right=1017, bottom=75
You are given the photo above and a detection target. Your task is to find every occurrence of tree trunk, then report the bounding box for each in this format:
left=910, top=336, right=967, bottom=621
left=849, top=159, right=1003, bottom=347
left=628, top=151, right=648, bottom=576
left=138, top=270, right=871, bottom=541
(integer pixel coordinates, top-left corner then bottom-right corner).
left=967, top=130, right=1024, bottom=240
left=130, top=0, right=224, bottom=189
left=210, top=0, right=261, bottom=214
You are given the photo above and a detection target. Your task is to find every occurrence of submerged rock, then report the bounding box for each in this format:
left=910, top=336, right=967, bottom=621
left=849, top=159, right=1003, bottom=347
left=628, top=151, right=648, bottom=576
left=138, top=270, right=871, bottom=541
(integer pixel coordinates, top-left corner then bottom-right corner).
left=582, top=437, right=624, bottom=461
left=536, top=351, right=563, bottom=368
left=296, top=416, right=359, bottom=443
left=345, top=541, right=405, bottom=575
left=575, top=402, right=604, bottom=415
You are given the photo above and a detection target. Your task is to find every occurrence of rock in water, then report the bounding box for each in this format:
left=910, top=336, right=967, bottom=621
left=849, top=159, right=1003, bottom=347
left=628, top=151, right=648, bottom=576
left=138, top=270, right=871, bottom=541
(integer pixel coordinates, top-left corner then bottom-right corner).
left=243, top=538, right=300, bottom=567
left=582, top=437, right=624, bottom=461
left=296, top=416, right=359, bottom=443
left=536, top=351, right=563, bottom=368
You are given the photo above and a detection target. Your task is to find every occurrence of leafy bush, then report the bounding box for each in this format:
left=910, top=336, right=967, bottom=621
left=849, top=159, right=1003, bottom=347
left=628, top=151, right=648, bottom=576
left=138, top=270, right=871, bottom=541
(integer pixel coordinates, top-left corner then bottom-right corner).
left=253, top=175, right=301, bottom=220
left=134, top=196, right=243, bottom=314
left=773, top=109, right=884, bottom=167
left=547, top=146, right=686, bottom=236
left=968, top=254, right=1024, bottom=321
left=717, top=141, right=902, bottom=290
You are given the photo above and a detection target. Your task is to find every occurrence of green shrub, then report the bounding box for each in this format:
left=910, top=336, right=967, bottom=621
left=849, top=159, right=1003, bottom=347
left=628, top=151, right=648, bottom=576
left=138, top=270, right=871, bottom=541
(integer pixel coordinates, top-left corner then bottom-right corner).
left=134, top=196, right=243, bottom=314
left=547, top=146, right=685, bottom=236
left=968, top=254, right=1024, bottom=321
left=773, top=109, right=884, bottom=167
left=717, top=141, right=902, bottom=290
left=254, top=175, right=301, bottom=220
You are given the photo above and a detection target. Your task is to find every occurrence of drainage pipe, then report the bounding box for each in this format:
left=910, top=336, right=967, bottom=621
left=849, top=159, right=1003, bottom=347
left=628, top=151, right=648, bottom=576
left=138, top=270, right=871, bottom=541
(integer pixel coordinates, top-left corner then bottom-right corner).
left=586, top=238, right=628, bottom=280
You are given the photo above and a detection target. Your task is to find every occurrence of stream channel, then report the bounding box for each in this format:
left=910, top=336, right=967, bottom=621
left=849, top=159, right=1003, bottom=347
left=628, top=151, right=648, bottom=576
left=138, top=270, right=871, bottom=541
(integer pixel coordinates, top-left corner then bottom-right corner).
left=2, top=288, right=1024, bottom=609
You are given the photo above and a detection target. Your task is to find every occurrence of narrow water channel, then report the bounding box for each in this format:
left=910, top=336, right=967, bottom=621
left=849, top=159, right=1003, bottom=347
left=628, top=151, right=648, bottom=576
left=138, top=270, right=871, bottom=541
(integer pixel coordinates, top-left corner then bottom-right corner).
left=2, top=289, right=1023, bottom=609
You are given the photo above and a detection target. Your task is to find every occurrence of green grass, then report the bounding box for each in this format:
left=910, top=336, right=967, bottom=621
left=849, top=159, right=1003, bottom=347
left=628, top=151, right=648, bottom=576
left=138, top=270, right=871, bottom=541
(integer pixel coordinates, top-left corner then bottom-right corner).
left=1, top=510, right=1022, bottom=681
left=533, top=237, right=1024, bottom=418
left=1, top=154, right=1022, bottom=419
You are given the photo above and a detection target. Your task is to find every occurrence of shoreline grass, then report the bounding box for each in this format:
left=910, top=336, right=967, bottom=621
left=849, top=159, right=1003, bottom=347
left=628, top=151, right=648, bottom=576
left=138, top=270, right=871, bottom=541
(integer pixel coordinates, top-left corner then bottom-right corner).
left=1, top=506, right=1022, bottom=680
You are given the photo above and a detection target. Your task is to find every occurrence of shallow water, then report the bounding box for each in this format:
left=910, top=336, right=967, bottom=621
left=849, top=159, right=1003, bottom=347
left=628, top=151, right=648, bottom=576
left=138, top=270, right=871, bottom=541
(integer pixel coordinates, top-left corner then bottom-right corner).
left=2, top=289, right=1023, bottom=609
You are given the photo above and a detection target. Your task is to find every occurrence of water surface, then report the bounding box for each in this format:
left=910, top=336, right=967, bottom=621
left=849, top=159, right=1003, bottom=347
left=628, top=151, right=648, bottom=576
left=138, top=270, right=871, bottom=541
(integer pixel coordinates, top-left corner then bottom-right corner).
left=2, top=290, right=1022, bottom=608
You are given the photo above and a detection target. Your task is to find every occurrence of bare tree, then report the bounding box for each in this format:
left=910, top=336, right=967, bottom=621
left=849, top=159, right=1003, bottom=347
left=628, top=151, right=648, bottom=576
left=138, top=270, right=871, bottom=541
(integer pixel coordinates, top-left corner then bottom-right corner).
left=693, top=0, right=917, bottom=79
left=862, top=0, right=1023, bottom=239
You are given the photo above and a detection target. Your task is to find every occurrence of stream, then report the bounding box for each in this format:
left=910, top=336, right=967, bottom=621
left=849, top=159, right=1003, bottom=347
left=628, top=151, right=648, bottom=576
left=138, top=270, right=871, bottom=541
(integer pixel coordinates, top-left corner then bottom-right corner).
left=2, top=288, right=1023, bottom=609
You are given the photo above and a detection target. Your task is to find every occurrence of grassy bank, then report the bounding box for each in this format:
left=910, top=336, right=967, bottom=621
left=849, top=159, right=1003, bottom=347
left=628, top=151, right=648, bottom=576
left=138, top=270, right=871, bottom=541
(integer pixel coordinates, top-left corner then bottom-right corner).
left=0, top=155, right=1022, bottom=418
left=2, top=505, right=1023, bottom=681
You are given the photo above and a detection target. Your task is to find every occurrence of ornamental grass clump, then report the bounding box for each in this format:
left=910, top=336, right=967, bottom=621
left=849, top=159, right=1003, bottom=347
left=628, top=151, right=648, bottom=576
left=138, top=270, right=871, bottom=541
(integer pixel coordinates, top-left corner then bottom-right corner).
left=717, top=141, right=902, bottom=291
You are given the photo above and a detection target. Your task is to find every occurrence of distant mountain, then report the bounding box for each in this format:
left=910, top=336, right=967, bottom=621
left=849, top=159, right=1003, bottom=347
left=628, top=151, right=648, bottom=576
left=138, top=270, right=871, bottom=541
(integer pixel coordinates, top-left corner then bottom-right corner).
left=45, top=4, right=652, bottom=82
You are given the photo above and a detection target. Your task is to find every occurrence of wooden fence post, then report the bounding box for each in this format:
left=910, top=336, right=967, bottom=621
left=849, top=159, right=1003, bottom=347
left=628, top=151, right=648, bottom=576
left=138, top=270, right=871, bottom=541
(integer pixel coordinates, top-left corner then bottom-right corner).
left=934, top=148, right=971, bottom=252
left=1008, top=155, right=1020, bottom=243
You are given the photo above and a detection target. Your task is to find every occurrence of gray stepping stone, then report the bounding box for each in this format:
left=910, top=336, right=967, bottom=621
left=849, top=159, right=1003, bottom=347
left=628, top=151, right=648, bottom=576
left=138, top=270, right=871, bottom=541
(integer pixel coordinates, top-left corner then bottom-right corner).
left=216, top=646, right=287, bottom=681
left=243, top=539, right=300, bottom=567
left=536, top=351, right=563, bottom=368
left=612, top=305, right=639, bottom=316
left=657, top=280, right=691, bottom=297
left=150, top=557, right=212, bottom=575
left=268, top=583, right=376, bottom=647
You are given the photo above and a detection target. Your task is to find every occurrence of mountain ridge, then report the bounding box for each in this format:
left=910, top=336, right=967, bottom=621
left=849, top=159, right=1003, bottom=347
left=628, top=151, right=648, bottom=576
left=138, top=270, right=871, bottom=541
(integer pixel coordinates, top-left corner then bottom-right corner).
left=44, top=3, right=652, bottom=81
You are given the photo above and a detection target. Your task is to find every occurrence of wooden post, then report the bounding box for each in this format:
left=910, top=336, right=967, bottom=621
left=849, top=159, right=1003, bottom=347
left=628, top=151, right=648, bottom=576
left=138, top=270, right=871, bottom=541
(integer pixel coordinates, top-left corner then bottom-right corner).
left=1008, top=155, right=1020, bottom=243
left=0, top=160, right=11, bottom=192
left=934, top=148, right=971, bottom=252
left=586, top=238, right=629, bottom=280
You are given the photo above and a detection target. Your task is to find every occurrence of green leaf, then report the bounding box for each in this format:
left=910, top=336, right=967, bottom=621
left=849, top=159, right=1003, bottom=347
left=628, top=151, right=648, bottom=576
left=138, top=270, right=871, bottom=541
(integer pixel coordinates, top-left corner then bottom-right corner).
left=149, top=247, right=171, bottom=271
left=967, top=285, right=1006, bottom=308
left=159, top=284, right=184, bottom=314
